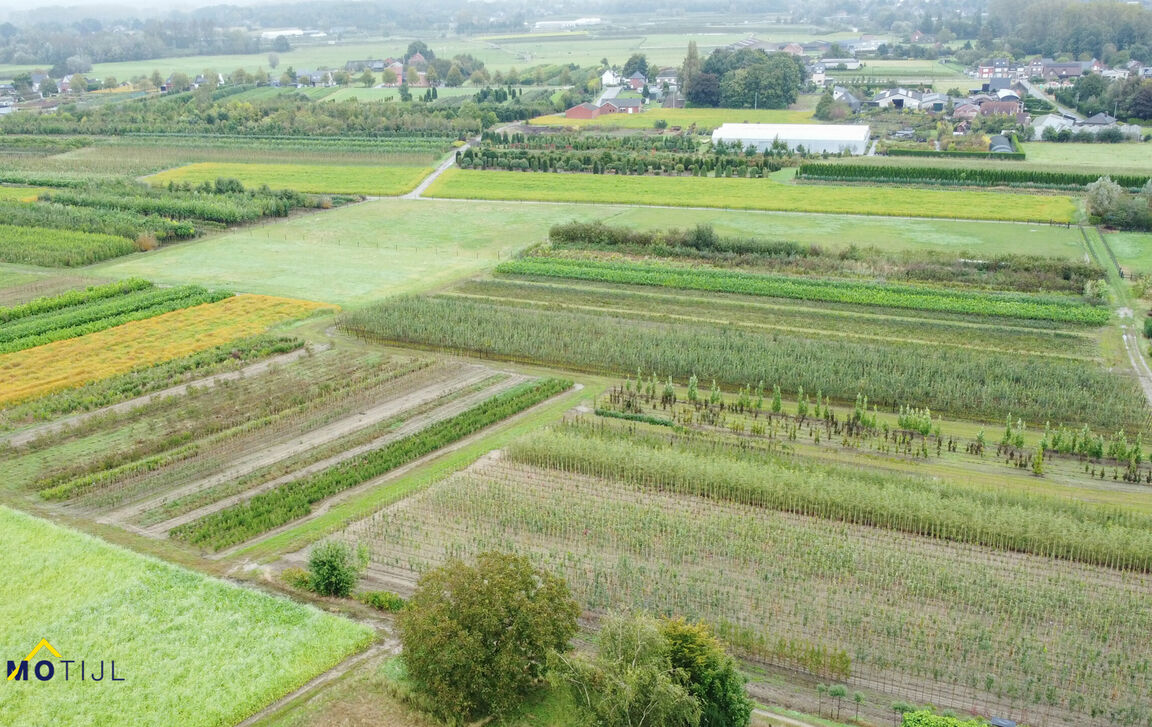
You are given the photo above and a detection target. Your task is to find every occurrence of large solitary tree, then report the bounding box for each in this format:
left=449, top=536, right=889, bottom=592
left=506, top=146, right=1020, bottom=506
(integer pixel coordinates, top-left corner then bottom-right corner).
left=623, top=53, right=649, bottom=78
left=398, top=552, right=580, bottom=721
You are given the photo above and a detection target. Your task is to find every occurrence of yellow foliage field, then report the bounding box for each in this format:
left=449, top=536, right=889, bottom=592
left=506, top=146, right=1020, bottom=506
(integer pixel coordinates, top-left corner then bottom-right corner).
left=0, top=294, right=331, bottom=405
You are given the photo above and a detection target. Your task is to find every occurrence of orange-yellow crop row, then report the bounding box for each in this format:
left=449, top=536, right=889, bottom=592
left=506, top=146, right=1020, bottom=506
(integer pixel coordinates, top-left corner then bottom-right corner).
left=0, top=294, right=332, bottom=405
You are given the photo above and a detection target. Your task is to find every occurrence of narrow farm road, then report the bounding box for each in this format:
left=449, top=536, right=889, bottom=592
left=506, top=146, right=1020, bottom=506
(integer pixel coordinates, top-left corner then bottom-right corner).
left=1, top=344, right=328, bottom=448
left=1121, top=323, right=1152, bottom=407
left=403, top=138, right=475, bottom=199
left=234, top=641, right=398, bottom=727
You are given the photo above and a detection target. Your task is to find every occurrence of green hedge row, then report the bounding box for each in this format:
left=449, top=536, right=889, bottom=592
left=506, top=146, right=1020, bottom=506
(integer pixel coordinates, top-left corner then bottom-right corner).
left=497, top=256, right=1109, bottom=325
left=798, top=162, right=1149, bottom=190
left=0, top=284, right=230, bottom=354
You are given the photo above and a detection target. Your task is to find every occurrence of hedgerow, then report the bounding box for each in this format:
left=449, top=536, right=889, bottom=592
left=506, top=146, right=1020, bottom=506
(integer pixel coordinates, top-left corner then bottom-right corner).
left=497, top=256, right=1109, bottom=324
left=0, top=284, right=230, bottom=353
left=798, top=162, right=1150, bottom=190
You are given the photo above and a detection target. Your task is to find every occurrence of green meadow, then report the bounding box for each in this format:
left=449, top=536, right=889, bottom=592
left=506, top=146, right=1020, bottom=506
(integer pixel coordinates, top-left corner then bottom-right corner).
left=0, top=506, right=372, bottom=727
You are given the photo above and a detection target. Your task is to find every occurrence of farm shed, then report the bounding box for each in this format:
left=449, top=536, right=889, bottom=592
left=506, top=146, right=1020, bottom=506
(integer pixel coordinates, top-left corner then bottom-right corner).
left=711, top=123, right=871, bottom=155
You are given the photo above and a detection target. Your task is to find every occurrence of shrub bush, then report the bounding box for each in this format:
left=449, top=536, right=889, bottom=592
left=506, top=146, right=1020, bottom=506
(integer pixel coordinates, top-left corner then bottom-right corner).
left=307, top=542, right=364, bottom=597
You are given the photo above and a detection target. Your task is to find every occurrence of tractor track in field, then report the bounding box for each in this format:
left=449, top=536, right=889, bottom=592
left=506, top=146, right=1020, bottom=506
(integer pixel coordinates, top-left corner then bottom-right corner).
left=2, top=344, right=328, bottom=448
left=138, top=374, right=532, bottom=539
left=100, top=364, right=504, bottom=531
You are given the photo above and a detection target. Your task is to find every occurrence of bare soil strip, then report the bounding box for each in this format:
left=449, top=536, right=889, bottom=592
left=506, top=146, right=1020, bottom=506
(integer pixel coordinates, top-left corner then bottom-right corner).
left=2, top=344, right=329, bottom=448
left=139, top=374, right=530, bottom=537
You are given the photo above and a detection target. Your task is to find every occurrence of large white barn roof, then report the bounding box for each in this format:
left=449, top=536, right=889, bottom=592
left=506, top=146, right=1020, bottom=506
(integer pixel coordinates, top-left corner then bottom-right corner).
left=711, top=123, right=870, bottom=142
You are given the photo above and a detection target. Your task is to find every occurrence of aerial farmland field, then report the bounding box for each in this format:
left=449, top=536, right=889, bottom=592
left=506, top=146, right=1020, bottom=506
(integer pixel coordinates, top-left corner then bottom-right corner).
left=4, top=12, right=1152, bottom=727
left=148, top=162, right=434, bottom=196
left=0, top=506, right=372, bottom=727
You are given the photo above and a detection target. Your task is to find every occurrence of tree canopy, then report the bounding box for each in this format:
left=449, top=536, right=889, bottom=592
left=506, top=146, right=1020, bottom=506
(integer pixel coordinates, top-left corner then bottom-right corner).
left=398, top=551, right=580, bottom=721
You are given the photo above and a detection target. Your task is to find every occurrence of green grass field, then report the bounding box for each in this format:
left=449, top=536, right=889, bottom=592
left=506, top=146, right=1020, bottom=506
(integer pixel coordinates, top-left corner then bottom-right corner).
left=0, top=186, right=43, bottom=202
left=528, top=107, right=814, bottom=129
left=85, top=198, right=1088, bottom=306
left=1105, top=231, right=1152, bottom=274
left=90, top=199, right=528, bottom=304
left=147, top=162, right=432, bottom=196
left=426, top=169, right=1080, bottom=222
left=0, top=506, right=372, bottom=727
left=1020, top=142, right=1152, bottom=172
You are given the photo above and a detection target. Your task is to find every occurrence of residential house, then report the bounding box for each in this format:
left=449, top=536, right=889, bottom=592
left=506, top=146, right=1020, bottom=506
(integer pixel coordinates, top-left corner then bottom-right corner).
left=601, top=69, right=621, bottom=87
left=910, top=30, right=934, bottom=43
left=832, top=86, right=861, bottom=113
left=996, top=88, right=1021, bottom=102
left=977, top=59, right=1012, bottom=79
left=602, top=97, right=643, bottom=114
left=780, top=43, right=805, bottom=56
left=627, top=72, right=647, bottom=91
left=986, top=77, right=1013, bottom=93
left=386, top=61, right=405, bottom=84
left=980, top=100, right=1022, bottom=116
left=29, top=72, right=49, bottom=93
left=809, top=63, right=826, bottom=87
left=295, top=70, right=334, bottom=87
left=565, top=102, right=602, bottom=119
left=655, top=68, right=679, bottom=90
left=1102, top=69, right=1129, bottom=81
left=407, top=52, right=428, bottom=68
left=951, top=102, right=980, bottom=120
left=1042, top=61, right=1083, bottom=80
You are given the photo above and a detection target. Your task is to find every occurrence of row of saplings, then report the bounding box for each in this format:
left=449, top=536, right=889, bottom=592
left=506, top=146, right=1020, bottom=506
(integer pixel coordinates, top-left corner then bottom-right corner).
left=288, top=545, right=981, bottom=727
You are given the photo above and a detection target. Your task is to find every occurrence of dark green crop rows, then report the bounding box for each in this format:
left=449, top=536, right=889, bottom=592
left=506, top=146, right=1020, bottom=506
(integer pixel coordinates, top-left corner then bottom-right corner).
left=797, top=163, right=1149, bottom=190
left=497, top=256, right=1109, bottom=325
left=0, top=282, right=230, bottom=354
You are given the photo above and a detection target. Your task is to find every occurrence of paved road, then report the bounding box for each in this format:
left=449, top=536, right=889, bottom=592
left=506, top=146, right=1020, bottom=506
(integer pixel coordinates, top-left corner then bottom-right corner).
left=402, top=138, right=475, bottom=199
left=1021, top=79, right=1083, bottom=121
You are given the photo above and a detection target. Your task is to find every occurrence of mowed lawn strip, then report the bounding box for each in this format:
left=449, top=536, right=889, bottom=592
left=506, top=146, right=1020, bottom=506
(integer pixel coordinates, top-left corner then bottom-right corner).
left=0, top=294, right=331, bottom=405
left=0, top=506, right=372, bottom=727
left=148, top=162, right=433, bottom=196
left=425, top=169, right=1079, bottom=223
